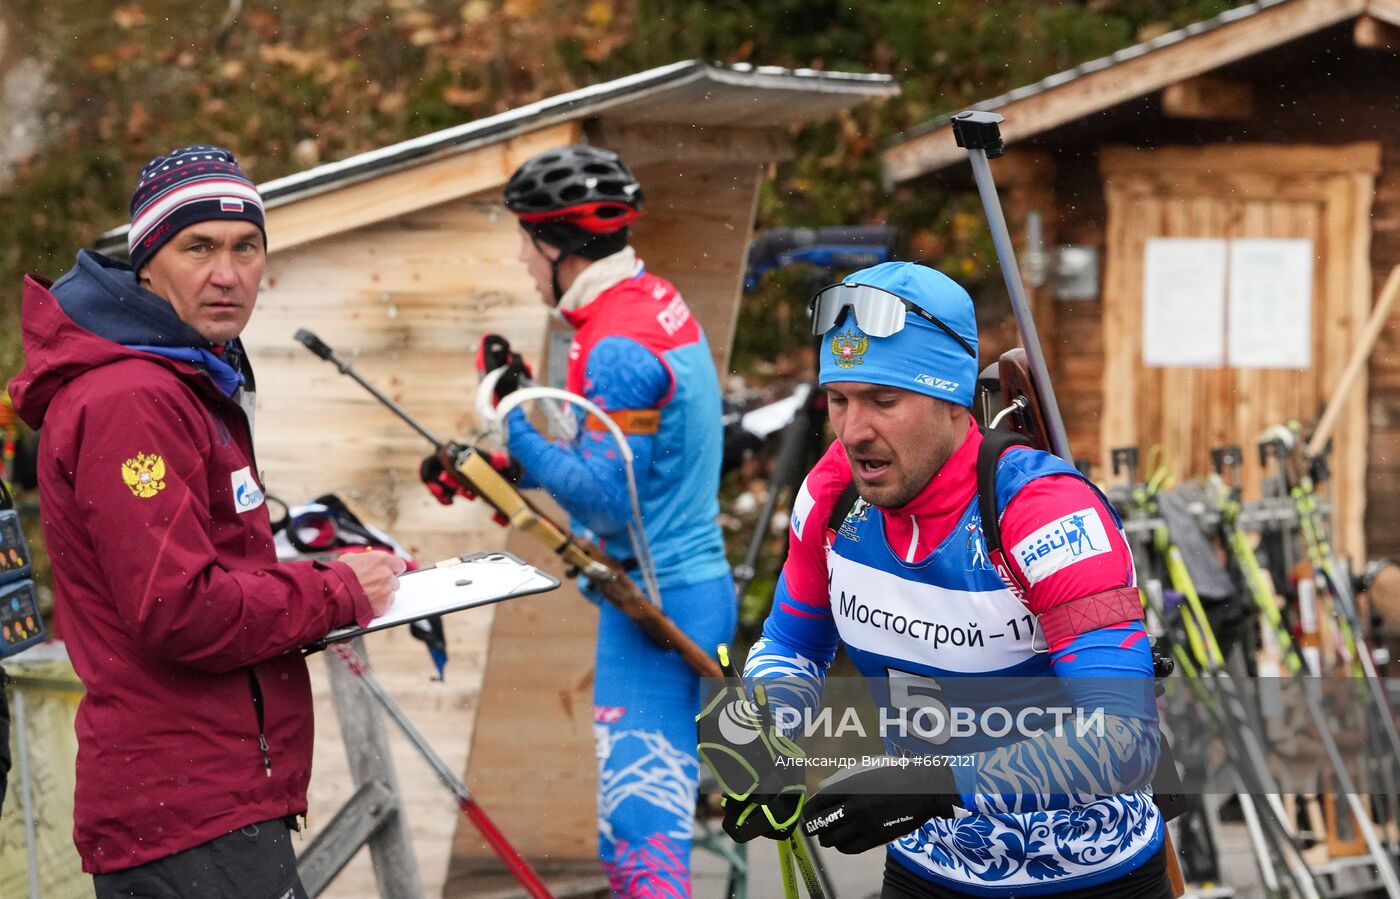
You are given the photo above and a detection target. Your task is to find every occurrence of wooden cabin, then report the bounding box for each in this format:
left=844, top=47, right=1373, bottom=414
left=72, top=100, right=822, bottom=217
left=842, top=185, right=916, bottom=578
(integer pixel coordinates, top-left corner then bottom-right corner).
left=883, top=0, right=1400, bottom=564
left=86, top=59, right=896, bottom=898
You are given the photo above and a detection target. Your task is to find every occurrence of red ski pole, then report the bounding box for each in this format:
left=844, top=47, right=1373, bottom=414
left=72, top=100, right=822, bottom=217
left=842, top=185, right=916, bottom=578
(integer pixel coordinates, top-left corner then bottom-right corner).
left=331, top=644, right=554, bottom=899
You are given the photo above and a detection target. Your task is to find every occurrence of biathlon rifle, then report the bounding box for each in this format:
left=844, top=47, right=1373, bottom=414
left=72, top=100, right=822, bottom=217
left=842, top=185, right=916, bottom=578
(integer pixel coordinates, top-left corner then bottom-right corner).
left=956, top=111, right=1200, bottom=894
left=952, top=111, right=1070, bottom=462
left=294, top=330, right=722, bottom=681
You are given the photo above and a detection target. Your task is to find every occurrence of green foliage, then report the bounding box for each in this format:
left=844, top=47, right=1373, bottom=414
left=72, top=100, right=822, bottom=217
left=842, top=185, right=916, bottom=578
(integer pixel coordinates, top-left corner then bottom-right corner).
left=0, top=0, right=1248, bottom=612
left=0, top=0, right=1243, bottom=380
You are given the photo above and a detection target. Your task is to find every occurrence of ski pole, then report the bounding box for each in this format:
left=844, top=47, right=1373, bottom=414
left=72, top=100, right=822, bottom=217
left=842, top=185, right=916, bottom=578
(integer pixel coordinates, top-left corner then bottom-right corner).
left=1169, top=481, right=1400, bottom=899
left=756, top=682, right=826, bottom=899
left=1212, top=447, right=1400, bottom=882
left=716, top=645, right=832, bottom=899
left=1265, top=432, right=1400, bottom=770
left=1277, top=440, right=1400, bottom=861
left=787, top=827, right=827, bottom=899
left=952, top=111, right=1070, bottom=462
left=1135, top=474, right=1323, bottom=899
left=329, top=644, right=555, bottom=899
left=1140, top=580, right=1301, bottom=899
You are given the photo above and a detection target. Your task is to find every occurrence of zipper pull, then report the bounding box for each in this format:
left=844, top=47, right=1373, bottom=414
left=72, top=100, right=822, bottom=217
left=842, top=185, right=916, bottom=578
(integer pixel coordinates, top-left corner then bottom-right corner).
left=259, top=734, right=272, bottom=777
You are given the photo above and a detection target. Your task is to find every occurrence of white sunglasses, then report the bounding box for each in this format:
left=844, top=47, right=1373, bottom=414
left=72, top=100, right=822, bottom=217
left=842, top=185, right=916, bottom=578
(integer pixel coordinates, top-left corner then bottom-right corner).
left=808, top=281, right=975, bottom=357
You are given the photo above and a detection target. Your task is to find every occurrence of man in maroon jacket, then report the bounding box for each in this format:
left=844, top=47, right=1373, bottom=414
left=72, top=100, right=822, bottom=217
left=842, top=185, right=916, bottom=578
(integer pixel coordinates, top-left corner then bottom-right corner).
left=10, top=146, right=405, bottom=899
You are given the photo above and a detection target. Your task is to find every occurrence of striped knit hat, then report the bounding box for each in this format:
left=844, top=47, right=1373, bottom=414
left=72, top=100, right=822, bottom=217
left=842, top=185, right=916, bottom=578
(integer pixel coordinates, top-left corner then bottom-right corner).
left=128, top=146, right=266, bottom=273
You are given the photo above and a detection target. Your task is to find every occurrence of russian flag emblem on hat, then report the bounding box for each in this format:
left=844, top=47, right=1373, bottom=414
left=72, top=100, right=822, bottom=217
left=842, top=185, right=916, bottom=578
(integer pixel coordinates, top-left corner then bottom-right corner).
left=220, top=197, right=245, bottom=212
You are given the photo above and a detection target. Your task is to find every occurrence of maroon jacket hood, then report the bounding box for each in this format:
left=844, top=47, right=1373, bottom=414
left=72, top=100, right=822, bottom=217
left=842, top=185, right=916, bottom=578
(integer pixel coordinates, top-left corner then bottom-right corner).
left=11, top=273, right=206, bottom=429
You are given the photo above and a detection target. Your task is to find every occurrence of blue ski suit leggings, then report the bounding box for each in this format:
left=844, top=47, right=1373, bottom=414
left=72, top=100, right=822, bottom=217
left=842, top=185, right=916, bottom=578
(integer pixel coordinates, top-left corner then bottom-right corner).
left=589, top=573, right=736, bottom=898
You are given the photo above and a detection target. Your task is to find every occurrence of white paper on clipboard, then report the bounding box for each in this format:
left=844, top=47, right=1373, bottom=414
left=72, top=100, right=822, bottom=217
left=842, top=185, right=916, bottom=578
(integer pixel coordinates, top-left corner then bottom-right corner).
left=321, top=551, right=558, bottom=643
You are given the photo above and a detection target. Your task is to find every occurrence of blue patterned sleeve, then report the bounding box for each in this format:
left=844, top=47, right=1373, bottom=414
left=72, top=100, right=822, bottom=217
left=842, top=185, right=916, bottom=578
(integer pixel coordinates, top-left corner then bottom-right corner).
left=742, top=572, right=841, bottom=735
left=951, top=624, right=1160, bottom=814
left=506, top=336, right=668, bottom=541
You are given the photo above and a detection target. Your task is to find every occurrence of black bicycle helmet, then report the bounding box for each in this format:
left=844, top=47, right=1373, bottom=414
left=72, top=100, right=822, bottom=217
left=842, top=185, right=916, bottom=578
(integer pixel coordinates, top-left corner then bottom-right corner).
left=505, top=145, right=642, bottom=232
left=505, top=145, right=644, bottom=302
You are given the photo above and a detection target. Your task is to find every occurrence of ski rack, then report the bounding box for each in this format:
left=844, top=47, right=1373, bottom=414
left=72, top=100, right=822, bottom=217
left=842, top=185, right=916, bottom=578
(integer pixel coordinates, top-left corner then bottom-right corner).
left=1103, top=490, right=1323, bottom=540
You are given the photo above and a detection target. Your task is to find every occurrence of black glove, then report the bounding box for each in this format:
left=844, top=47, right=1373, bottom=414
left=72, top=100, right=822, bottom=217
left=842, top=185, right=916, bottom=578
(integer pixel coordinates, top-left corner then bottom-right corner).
left=476, top=334, right=532, bottom=407
left=697, top=681, right=807, bottom=842
left=419, top=446, right=520, bottom=511
left=1151, top=643, right=1173, bottom=696
left=802, top=755, right=963, bottom=854
left=420, top=452, right=464, bottom=506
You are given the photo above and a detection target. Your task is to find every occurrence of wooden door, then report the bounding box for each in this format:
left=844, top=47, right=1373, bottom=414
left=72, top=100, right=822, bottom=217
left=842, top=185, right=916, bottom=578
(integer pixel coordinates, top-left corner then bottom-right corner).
left=1100, top=144, right=1379, bottom=560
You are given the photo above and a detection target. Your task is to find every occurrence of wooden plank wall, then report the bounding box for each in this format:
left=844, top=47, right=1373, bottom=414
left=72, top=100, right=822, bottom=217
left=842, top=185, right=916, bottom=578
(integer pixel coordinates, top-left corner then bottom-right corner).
left=1011, top=137, right=1386, bottom=560
left=1366, top=143, right=1400, bottom=559
left=1044, top=163, right=1110, bottom=468
left=630, top=161, right=765, bottom=376
left=249, top=194, right=544, bottom=899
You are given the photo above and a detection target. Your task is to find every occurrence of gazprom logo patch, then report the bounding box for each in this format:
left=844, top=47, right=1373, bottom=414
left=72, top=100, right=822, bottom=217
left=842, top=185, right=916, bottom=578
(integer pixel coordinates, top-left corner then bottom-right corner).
left=915, top=374, right=959, bottom=393
left=230, top=466, right=265, bottom=514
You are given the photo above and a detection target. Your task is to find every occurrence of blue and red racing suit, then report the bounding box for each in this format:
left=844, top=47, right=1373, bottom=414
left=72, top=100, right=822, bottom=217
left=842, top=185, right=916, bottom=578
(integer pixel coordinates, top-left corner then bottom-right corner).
left=506, top=251, right=734, bottom=898
left=747, top=421, right=1161, bottom=896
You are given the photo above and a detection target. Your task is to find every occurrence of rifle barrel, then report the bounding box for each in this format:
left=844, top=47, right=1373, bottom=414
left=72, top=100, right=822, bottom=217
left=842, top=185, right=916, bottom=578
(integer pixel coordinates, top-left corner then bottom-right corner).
left=296, top=329, right=445, bottom=448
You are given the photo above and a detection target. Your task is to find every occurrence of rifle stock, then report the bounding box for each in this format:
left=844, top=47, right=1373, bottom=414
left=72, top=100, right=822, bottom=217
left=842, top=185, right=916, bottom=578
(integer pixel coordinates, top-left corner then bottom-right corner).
left=444, top=447, right=722, bottom=680
left=994, top=348, right=1051, bottom=451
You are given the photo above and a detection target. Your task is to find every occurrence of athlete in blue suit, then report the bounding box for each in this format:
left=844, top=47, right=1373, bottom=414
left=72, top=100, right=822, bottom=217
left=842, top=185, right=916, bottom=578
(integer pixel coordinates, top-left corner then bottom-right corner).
left=424, top=146, right=734, bottom=898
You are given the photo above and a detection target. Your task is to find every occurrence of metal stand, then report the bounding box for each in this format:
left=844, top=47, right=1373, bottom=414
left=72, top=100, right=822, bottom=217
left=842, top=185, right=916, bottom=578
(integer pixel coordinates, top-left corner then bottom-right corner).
left=733, top=380, right=827, bottom=615
left=12, top=690, right=40, bottom=899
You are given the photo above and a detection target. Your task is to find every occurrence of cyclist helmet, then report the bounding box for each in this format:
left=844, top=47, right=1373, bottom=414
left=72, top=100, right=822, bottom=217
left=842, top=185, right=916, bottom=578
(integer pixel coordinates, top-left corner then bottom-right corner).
left=504, top=145, right=644, bottom=303
left=504, top=144, right=643, bottom=237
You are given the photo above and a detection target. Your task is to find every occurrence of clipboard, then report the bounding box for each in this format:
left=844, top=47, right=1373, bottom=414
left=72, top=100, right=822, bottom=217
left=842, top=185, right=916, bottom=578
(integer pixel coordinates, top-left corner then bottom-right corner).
left=314, top=551, right=559, bottom=647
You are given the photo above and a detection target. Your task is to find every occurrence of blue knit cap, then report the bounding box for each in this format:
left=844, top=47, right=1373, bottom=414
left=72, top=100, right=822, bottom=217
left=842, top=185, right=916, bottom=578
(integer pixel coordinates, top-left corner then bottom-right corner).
left=817, top=261, right=979, bottom=407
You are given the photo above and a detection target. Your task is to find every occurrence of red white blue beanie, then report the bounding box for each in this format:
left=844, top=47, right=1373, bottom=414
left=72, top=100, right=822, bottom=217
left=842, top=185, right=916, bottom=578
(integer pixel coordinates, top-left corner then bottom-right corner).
left=128, top=146, right=266, bottom=273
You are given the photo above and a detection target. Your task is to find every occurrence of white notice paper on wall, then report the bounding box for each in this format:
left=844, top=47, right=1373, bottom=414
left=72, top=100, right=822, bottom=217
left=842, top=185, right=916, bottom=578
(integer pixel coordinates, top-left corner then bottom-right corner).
left=1227, top=239, right=1314, bottom=369
left=1142, top=238, right=1227, bottom=367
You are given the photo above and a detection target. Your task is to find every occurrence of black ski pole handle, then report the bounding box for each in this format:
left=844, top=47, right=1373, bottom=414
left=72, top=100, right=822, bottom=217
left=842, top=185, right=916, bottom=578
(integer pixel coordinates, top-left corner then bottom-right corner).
left=1210, top=446, right=1242, bottom=480
left=1110, top=446, right=1139, bottom=486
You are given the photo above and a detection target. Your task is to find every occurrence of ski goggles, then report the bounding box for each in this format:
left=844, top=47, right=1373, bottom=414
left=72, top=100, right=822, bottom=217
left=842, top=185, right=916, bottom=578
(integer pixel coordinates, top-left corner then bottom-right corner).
left=808, top=281, right=976, bottom=357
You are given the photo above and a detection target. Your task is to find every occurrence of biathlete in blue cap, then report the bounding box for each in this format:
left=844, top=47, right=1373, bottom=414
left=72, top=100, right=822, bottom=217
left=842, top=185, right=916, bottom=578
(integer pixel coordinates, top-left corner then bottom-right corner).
left=699, top=262, right=1169, bottom=898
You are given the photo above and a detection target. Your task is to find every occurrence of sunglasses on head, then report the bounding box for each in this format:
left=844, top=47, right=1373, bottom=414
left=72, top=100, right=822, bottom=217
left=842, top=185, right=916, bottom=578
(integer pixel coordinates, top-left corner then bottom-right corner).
left=809, top=281, right=975, bottom=358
